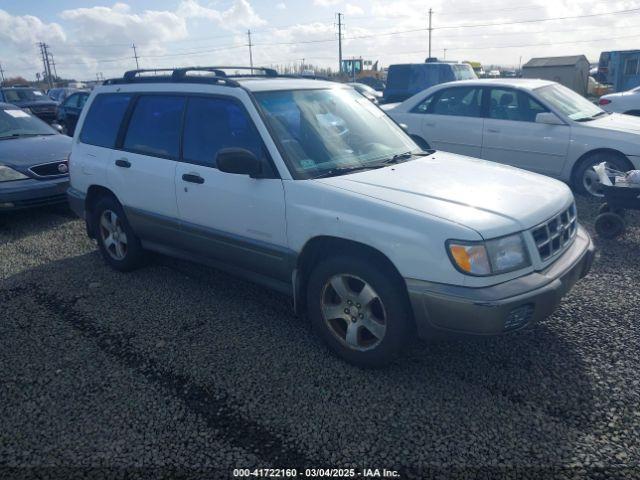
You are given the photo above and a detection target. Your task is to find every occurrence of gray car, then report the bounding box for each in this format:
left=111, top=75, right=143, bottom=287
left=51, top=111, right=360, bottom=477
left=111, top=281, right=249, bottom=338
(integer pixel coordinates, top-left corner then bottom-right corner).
left=0, top=102, right=71, bottom=211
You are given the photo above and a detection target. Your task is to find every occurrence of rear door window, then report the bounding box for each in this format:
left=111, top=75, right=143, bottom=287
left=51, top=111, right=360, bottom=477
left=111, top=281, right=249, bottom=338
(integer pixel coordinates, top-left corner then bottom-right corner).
left=182, top=96, right=265, bottom=168
left=79, top=93, right=132, bottom=148
left=431, top=87, right=482, bottom=117
left=123, top=95, right=186, bottom=159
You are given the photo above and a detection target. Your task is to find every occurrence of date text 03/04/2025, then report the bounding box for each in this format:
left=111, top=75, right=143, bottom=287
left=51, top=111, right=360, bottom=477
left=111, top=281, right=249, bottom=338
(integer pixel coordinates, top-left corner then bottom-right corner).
left=232, top=468, right=401, bottom=478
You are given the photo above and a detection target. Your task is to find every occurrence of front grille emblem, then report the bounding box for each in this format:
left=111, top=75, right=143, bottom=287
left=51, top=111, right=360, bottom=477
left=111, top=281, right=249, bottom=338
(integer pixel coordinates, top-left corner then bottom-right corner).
left=57, top=163, right=68, bottom=174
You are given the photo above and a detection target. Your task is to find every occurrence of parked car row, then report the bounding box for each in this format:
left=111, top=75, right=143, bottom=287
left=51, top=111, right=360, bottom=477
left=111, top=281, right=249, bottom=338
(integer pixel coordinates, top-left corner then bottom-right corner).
left=7, top=66, right=639, bottom=365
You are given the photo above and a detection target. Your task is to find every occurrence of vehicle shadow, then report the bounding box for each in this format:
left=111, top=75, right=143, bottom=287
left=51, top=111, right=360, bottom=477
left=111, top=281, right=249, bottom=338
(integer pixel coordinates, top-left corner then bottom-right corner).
left=1, top=250, right=596, bottom=472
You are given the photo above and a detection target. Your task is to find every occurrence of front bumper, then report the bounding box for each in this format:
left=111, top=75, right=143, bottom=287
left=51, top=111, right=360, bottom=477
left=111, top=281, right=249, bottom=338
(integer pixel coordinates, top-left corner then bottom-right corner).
left=407, top=225, right=595, bottom=337
left=0, top=177, right=69, bottom=211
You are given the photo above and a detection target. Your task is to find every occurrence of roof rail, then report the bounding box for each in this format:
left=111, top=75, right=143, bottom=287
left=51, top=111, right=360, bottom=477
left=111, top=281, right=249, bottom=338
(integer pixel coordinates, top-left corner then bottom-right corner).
left=103, top=66, right=279, bottom=86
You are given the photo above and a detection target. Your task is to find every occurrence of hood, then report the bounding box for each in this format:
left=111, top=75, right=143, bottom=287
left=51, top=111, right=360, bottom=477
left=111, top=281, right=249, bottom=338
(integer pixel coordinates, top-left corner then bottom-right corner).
left=0, top=134, right=72, bottom=173
left=317, top=153, right=574, bottom=239
left=585, top=112, right=640, bottom=135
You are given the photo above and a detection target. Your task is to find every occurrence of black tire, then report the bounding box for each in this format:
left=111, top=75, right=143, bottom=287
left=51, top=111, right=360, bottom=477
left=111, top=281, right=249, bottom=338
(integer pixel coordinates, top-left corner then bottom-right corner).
left=594, top=212, right=626, bottom=239
left=306, top=254, right=412, bottom=367
left=410, top=135, right=431, bottom=151
left=573, top=152, right=632, bottom=197
left=598, top=202, right=625, bottom=218
left=92, top=196, right=145, bottom=271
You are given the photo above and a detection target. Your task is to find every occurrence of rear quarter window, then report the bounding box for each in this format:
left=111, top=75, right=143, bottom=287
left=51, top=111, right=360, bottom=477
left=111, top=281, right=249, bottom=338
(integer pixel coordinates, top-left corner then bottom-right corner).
left=79, top=93, right=132, bottom=148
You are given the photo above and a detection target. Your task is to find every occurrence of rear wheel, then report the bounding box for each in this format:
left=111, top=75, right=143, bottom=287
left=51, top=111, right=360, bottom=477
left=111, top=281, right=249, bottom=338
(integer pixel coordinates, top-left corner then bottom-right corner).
left=306, top=255, right=412, bottom=367
left=92, top=196, right=145, bottom=271
left=573, top=152, right=632, bottom=197
left=595, top=212, right=626, bottom=239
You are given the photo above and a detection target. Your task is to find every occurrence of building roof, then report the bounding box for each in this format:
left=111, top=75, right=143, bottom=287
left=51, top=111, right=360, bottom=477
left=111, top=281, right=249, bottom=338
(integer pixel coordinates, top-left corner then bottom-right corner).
left=523, top=55, right=589, bottom=68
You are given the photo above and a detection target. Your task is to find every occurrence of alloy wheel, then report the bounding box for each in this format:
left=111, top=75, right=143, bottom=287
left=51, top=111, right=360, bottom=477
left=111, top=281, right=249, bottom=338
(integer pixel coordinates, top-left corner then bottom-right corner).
left=99, top=209, right=128, bottom=261
left=320, top=274, right=387, bottom=351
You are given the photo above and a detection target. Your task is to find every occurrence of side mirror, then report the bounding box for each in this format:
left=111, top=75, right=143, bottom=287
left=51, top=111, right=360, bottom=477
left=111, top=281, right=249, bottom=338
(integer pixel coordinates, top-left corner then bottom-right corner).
left=399, top=123, right=409, bottom=132
left=216, top=148, right=262, bottom=178
left=535, top=112, right=564, bottom=125
left=51, top=123, right=63, bottom=133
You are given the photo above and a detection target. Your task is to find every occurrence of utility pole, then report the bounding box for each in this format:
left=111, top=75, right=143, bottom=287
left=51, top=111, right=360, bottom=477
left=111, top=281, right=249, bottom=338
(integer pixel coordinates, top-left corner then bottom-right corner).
left=0, top=63, right=5, bottom=85
left=247, top=30, right=254, bottom=72
left=48, top=51, right=58, bottom=82
left=132, top=43, right=140, bottom=69
left=38, top=42, right=53, bottom=89
left=337, top=13, right=343, bottom=74
left=428, top=8, right=433, bottom=60
left=443, top=48, right=447, bottom=60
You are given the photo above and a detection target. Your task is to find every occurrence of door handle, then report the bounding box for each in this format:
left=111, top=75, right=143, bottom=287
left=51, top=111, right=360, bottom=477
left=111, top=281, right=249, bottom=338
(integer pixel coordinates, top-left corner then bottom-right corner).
left=115, top=158, right=131, bottom=168
left=182, top=173, right=205, bottom=184
left=487, top=128, right=500, bottom=133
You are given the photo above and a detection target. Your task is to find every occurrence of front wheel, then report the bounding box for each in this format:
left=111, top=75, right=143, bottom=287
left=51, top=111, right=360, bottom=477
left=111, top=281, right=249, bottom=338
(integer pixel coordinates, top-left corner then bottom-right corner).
left=92, top=196, right=146, bottom=271
left=574, top=153, right=631, bottom=197
left=306, top=255, right=412, bottom=367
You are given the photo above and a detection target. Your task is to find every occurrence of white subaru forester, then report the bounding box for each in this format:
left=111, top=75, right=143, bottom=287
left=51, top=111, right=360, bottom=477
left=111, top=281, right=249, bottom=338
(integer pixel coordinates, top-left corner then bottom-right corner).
left=67, top=67, right=595, bottom=367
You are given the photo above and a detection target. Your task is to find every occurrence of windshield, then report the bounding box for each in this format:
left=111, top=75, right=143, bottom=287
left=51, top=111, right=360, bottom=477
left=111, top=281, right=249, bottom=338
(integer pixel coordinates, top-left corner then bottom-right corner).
left=535, top=84, right=604, bottom=121
left=254, top=88, right=419, bottom=179
left=2, top=88, right=47, bottom=102
left=0, top=108, right=55, bottom=138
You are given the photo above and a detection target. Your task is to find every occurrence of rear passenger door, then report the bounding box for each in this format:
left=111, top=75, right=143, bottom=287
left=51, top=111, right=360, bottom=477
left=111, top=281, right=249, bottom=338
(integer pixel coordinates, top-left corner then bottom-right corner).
left=416, top=86, right=484, bottom=157
left=175, top=95, right=289, bottom=282
left=108, top=94, right=185, bottom=243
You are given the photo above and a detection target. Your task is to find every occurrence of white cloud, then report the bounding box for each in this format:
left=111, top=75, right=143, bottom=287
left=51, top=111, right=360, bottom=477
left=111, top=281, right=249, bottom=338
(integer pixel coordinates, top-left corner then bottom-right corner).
left=0, top=9, right=66, bottom=46
left=276, top=2, right=287, bottom=10
left=344, top=4, right=364, bottom=15
left=313, top=0, right=341, bottom=6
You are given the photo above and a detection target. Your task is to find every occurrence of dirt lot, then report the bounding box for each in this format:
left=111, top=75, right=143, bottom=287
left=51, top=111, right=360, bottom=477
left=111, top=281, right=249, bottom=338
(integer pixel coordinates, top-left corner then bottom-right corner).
left=1, top=197, right=639, bottom=479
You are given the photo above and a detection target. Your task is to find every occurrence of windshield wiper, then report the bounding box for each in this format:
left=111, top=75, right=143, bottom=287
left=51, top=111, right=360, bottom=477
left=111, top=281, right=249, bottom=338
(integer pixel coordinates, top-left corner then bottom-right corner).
left=0, top=133, right=47, bottom=140
left=575, top=111, right=610, bottom=122
left=311, top=164, right=385, bottom=179
left=380, top=150, right=432, bottom=165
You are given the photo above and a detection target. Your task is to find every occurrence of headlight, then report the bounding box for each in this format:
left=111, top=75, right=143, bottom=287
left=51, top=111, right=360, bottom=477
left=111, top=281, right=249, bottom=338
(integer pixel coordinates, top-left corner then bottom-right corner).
left=0, top=165, right=29, bottom=182
left=447, top=233, right=531, bottom=276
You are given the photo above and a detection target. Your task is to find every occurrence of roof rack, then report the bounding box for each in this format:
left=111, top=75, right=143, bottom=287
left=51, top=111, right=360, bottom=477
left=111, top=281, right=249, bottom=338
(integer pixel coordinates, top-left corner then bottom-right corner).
left=103, top=66, right=279, bottom=86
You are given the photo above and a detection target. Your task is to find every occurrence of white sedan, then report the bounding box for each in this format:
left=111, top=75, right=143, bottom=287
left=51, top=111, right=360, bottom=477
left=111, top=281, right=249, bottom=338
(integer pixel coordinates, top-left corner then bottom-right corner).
left=384, top=79, right=640, bottom=196
left=599, top=86, right=640, bottom=116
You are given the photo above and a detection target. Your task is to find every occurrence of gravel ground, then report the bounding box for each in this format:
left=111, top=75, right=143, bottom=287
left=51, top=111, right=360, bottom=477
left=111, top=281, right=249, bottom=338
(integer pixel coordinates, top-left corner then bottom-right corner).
left=0, top=198, right=639, bottom=479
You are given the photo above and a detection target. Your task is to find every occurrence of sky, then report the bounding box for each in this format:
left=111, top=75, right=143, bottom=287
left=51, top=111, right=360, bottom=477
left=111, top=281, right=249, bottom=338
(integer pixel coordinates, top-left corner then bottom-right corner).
left=0, top=0, right=639, bottom=81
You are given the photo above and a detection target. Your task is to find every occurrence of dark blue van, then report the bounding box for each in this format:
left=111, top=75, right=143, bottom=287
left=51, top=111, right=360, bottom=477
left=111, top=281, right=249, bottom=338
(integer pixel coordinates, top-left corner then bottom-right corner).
left=383, top=61, right=476, bottom=103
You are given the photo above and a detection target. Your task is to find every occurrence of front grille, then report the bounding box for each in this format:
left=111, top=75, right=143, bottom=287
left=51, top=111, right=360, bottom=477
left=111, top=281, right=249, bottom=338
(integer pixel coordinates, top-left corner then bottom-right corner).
left=531, top=203, right=577, bottom=261
left=29, top=160, right=68, bottom=178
